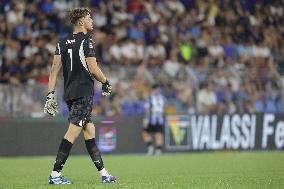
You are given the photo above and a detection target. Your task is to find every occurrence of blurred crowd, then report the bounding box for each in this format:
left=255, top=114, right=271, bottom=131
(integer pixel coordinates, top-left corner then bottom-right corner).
left=0, top=0, right=284, bottom=117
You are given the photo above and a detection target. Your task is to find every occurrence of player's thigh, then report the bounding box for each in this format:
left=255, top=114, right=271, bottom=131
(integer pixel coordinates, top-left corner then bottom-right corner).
left=142, top=130, right=152, bottom=142
left=68, top=97, right=93, bottom=127
left=64, top=123, right=83, bottom=143
left=154, top=132, right=164, bottom=145
left=83, top=122, right=96, bottom=140
left=154, top=124, right=164, bottom=144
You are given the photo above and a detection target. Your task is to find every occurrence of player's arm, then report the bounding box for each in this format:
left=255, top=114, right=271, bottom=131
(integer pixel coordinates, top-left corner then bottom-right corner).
left=143, top=108, right=150, bottom=129
left=86, top=57, right=106, bottom=83
left=86, top=57, right=112, bottom=96
left=143, top=98, right=150, bottom=128
left=48, top=55, right=62, bottom=93
left=44, top=43, right=62, bottom=116
left=84, top=37, right=112, bottom=96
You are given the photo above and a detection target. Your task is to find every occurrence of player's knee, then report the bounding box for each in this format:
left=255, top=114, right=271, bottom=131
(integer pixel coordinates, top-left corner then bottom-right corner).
left=83, top=123, right=95, bottom=139
left=64, top=125, right=82, bottom=142
left=64, top=134, right=79, bottom=143
left=85, top=122, right=95, bottom=130
left=83, top=130, right=94, bottom=139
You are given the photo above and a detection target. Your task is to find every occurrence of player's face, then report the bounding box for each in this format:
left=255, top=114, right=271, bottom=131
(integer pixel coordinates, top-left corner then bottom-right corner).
left=83, top=14, right=93, bottom=31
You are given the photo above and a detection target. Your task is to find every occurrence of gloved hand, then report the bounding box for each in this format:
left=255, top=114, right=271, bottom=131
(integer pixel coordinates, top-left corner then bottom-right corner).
left=44, top=91, right=58, bottom=116
left=102, top=80, right=112, bottom=96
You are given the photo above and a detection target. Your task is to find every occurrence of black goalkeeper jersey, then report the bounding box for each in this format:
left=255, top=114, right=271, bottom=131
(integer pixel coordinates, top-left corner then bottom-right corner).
left=55, top=32, right=96, bottom=101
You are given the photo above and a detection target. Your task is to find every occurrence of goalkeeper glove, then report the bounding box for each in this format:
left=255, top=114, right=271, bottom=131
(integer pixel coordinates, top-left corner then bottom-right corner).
left=102, top=80, right=112, bottom=96
left=44, top=91, right=58, bottom=116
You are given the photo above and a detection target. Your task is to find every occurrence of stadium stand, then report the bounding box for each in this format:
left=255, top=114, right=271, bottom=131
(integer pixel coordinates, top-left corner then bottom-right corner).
left=0, top=0, right=284, bottom=117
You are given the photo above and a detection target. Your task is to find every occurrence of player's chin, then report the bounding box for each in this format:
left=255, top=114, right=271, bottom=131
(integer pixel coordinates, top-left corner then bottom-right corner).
left=88, top=25, right=94, bottom=31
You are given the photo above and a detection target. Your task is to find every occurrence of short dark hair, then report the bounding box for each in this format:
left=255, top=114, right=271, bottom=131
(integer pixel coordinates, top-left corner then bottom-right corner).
left=68, top=7, right=91, bottom=25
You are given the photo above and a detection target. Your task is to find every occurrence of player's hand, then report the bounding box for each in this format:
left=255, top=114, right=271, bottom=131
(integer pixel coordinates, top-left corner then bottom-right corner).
left=44, top=91, right=58, bottom=116
left=143, top=118, right=149, bottom=129
left=102, top=80, right=112, bottom=96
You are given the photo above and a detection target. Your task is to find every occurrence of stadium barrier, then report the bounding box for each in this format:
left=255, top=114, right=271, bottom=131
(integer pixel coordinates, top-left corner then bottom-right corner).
left=165, top=113, right=284, bottom=151
left=0, top=116, right=145, bottom=156
left=0, top=113, right=283, bottom=156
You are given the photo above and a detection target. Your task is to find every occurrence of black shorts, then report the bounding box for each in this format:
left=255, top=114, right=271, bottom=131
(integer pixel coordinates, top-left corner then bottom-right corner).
left=66, top=97, right=93, bottom=127
left=144, top=123, right=164, bottom=133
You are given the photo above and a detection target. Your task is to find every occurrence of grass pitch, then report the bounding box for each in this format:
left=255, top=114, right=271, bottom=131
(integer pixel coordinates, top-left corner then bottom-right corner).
left=0, top=151, right=283, bottom=189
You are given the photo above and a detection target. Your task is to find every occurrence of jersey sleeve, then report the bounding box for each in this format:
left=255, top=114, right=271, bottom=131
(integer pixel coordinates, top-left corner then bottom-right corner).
left=84, top=36, right=96, bottom=58
left=54, top=42, right=61, bottom=55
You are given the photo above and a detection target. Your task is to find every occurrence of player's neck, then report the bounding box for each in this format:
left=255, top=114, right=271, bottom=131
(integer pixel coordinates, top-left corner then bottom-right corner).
left=73, top=26, right=87, bottom=34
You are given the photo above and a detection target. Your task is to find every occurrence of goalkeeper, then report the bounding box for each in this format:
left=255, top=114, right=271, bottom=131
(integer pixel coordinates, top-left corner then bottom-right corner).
left=44, top=7, right=116, bottom=184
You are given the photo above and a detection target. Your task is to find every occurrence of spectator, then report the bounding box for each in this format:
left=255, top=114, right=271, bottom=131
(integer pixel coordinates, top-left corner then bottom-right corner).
left=163, top=50, right=181, bottom=78
left=0, top=0, right=284, bottom=116
left=197, top=82, right=217, bottom=114
left=54, top=0, right=70, bottom=19
left=145, top=40, right=166, bottom=64
left=6, top=3, right=24, bottom=26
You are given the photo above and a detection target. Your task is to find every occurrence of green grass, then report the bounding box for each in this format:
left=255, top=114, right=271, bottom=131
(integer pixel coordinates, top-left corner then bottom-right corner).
left=0, top=151, right=283, bottom=189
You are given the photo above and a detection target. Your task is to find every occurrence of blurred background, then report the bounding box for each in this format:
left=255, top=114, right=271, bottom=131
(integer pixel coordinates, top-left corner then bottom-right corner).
left=1, top=0, right=284, bottom=117
left=0, top=0, right=284, bottom=155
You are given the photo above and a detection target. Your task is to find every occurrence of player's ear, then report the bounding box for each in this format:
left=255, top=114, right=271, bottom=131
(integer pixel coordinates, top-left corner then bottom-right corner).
left=78, top=19, right=84, bottom=26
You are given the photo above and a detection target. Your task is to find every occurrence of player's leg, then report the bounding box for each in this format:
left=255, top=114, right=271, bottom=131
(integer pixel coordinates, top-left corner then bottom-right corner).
left=83, top=123, right=104, bottom=172
left=53, top=123, right=82, bottom=172
left=154, top=125, right=164, bottom=155
left=53, top=123, right=82, bottom=173
left=83, top=123, right=117, bottom=183
left=142, top=128, right=154, bottom=155
left=49, top=123, right=82, bottom=184
left=49, top=97, right=88, bottom=184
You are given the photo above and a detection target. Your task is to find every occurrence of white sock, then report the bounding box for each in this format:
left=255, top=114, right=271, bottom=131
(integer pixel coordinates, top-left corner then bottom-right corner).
left=99, top=168, right=109, bottom=177
left=51, top=171, right=61, bottom=178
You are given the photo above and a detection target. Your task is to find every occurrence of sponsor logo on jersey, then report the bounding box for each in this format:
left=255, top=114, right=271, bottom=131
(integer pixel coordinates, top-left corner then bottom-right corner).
left=66, top=39, right=75, bottom=44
